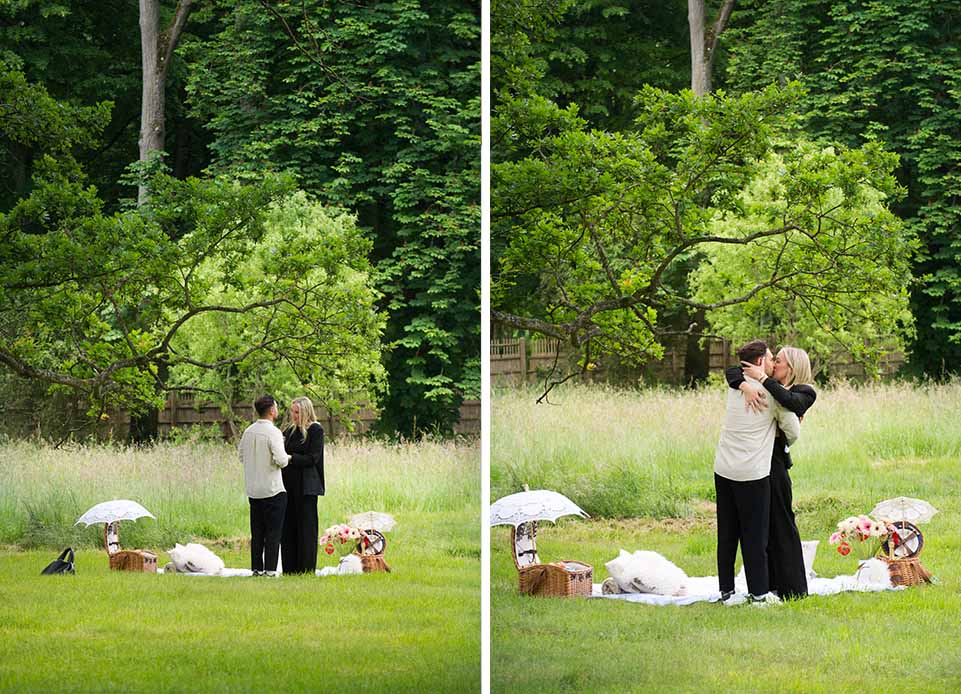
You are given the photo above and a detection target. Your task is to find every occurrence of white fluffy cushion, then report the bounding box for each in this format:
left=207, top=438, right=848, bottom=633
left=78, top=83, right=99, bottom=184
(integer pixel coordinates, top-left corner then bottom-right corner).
left=855, top=558, right=892, bottom=588
left=337, top=554, right=363, bottom=575
left=167, top=543, right=225, bottom=574
left=605, top=549, right=689, bottom=596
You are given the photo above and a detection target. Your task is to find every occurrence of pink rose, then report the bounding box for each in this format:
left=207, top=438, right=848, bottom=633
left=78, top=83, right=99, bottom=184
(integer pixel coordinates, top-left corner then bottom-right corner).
left=830, top=532, right=842, bottom=544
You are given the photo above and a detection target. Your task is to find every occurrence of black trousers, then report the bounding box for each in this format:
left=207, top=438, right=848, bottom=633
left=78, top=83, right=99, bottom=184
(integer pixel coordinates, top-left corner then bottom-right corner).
left=281, top=494, right=319, bottom=574
left=249, top=492, right=287, bottom=572
left=768, top=452, right=808, bottom=599
left=715, top=474, right=771, bottom=596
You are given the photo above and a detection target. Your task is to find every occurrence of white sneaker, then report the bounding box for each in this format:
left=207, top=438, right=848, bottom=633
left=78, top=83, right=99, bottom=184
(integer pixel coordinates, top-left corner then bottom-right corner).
left=722, top=592, right=747, bottom=606
left=748, top=592, right=782, bottom=607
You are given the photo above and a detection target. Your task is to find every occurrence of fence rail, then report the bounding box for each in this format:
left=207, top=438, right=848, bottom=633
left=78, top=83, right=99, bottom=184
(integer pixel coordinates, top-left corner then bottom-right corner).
left=112, top=395, right=481, bottom=439
left=491, top=337, right=904, bottom=385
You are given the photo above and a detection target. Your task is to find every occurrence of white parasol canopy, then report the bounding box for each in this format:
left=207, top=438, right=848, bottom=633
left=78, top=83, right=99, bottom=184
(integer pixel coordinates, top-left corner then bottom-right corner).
left=75, top=499, right=156, bottom=527
left=489, top=490, right=588, bottom=527
left=870, top=497, right=938, bottom=525
left=348, top=511, right=396, bottom=532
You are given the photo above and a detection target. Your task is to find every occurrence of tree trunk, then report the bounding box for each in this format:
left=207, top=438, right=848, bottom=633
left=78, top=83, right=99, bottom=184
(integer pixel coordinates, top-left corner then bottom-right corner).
left=129, top=360, right=169, bottom=444
left=683, top=308, right=710, bottom=386
left=688, top=0, right=710, bottom=96
left=131, top=0, right=194, bottom=441
left=172, top=105, right=192, bottom=180
left=688, top=0, right=736, bottom=97
left=139, top=0, right=164, bottom=205
left=138, top=0, right=194, bottom=203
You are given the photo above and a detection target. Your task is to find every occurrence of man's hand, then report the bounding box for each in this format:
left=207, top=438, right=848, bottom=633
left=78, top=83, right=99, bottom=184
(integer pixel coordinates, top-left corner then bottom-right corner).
left=739, top=382, right=768, bottom=413
left=740, top=360, right=766, bottom=382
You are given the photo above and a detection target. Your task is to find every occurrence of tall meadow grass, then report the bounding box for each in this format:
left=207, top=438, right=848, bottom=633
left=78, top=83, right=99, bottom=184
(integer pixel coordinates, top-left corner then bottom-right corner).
left=493, top=380, right=961, bottom=527
left=0, top=437, right=479, bottom=550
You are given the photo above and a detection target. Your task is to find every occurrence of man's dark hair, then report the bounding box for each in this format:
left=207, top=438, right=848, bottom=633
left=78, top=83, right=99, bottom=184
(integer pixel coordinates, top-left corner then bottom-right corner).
left=737, top=340, right=768, bottom=366
left=254, top=394, right=276, bottom=417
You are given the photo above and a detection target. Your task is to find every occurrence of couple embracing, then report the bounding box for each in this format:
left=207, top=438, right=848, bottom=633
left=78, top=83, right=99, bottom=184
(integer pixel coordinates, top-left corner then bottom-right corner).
left=714, top=340, right=816, bottom=605
left=238, top=394, right=325, bottom=576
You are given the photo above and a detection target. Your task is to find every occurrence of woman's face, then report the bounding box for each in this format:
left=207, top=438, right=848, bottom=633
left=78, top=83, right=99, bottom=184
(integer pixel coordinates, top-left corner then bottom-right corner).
left=773, top=351, right=791, bottom=384
left=290, top=402, right=301, bottom=425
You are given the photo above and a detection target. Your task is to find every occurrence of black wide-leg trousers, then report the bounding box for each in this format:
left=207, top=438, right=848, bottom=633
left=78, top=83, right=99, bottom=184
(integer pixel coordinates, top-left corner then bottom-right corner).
left=715, top=473, right=771, bottom=596
left=249, top=492, right=287, bottom=572
left=767, top=454, right=808, bottom=599
left=281, top=494, right=319, bottom=574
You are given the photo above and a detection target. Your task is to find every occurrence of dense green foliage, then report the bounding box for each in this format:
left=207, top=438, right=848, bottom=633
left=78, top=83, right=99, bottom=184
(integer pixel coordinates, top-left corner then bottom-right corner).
left=0, top=1, right=479, bottom=437
left=691, top=148, right=915, bottom=372
left=0, top=0, right=203, bottom=204
left=722, top=0, right=961, bottom=377
left=1, top=66, right=384, bottom=426
left=494, top=0, right=961, bottom=383
left=183, top=1, right=481, bottom=434
left=493, top=76, right=915, bottom=378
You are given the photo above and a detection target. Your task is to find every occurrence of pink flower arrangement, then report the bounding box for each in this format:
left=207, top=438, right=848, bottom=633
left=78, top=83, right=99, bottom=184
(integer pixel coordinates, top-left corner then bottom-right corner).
left=320, top=523, right=363, bottom=558
left=829, top=514, right=897, bottom=561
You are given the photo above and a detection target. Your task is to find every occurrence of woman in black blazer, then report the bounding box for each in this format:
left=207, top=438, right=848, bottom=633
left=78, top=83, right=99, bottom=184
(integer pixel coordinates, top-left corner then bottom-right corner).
left=726, top=346, right=816, bottom=600
left=281, top=396, right=325, bottom=574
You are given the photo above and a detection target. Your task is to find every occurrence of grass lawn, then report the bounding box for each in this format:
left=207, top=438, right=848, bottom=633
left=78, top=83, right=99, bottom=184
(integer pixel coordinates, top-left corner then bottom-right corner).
left=0, top=438, right=480, bottom=692
left=492, top=382, right=961, bottom=693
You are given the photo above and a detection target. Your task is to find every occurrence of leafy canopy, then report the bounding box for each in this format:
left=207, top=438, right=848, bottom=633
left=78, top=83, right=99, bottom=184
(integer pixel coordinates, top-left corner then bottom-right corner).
left=0, top=67, right=385, bottom=421
left=493, top=84, right=916, bottom=381
left=183, top=0, right=480, bottom=435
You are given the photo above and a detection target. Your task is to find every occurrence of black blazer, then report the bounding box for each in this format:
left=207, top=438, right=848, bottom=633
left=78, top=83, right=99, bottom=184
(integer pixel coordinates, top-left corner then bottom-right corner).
left=282, top=422, right=325, bottom=496
left=725, top=366, right=818, bottom=469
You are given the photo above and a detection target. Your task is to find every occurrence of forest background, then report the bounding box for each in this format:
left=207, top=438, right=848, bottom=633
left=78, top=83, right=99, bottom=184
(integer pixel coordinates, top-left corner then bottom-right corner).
left=1, top=0, right=480, bottom=440
left=492, top=0, right=961, bottom=391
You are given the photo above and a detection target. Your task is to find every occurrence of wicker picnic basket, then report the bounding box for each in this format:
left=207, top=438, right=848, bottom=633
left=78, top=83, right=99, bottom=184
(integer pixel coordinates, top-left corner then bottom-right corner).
left=511, top=522, right=592, bottom=597
left=109, top=549, right=158, bottom=572
left=880, top=556, right=932, bottom=587
left=356, top=553, right=391, bottom=573
left=104, top=521, right=157, bottom=572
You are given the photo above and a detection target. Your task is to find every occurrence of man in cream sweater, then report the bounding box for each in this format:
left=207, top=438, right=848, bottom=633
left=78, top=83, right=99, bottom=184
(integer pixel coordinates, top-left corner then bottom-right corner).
left=239, top=394, right=291, bottom=576
left=715, top=340, right=800, bottom=604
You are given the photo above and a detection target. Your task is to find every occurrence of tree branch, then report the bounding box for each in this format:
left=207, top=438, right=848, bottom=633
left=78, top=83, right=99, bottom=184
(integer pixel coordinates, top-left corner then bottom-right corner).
left=161, top=0, right=195, bottom=70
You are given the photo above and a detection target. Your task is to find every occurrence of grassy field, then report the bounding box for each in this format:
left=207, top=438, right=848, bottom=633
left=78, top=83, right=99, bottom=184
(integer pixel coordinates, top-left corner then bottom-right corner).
left=0, top=438, right=480, bottom=692
left=492, top=382, right=961, bottom=693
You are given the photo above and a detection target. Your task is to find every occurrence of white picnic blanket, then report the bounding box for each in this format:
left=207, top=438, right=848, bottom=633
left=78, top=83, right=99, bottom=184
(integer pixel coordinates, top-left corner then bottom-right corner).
left=158, top=567, right=342, bottom=577
left=591, top=572, right=904, bottom=606
left=158, top=554, right=364, bottom=577
left=159, top=567, right=256, bottom=577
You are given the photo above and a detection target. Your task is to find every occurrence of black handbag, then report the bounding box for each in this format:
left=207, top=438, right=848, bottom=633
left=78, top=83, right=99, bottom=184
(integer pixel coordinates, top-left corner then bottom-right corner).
left=41, top=547, right=76, bottom=575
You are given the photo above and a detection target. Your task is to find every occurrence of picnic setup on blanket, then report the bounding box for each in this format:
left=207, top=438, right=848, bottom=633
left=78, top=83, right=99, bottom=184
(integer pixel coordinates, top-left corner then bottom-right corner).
left=490, top=489, right=594, bottom=597
left=55, top=499, right=396, bottom=577
left=492, top=489, right=938, bottom=604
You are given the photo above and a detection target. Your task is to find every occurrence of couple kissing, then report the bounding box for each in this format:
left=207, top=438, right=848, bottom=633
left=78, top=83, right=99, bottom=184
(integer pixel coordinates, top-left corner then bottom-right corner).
left=714, top=340, right=816, bottom=605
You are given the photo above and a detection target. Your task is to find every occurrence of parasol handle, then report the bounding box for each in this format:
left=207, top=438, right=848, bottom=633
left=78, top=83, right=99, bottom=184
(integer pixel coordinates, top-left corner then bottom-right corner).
left=104, top=521, right=121, bottom=556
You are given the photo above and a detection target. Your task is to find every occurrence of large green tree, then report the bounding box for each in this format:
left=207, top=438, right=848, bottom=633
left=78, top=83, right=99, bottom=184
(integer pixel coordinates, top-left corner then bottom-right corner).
left=182, top=1, right=480, bottom=435
left=492, top=82, right=916, bottom=393
left=722, top=0, right=961, bottom=376
left=0, top=66, right=385, bottom=430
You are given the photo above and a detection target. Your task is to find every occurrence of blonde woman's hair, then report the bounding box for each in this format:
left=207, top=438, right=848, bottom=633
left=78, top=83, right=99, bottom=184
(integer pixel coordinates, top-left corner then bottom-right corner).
left=778, top=346, right=812, bottom=387
left=286, top=396, right=318, bottom=441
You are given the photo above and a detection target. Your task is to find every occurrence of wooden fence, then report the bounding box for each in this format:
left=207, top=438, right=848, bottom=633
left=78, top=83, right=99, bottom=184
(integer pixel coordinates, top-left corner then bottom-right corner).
left=114, top=393, right=480, bottom=439
left=491, top=336, right=904, bottom=385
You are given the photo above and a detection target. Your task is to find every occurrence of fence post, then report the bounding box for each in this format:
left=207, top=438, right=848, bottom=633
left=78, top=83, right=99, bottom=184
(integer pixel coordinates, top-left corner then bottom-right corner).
left=168, top=391, right=178, bottom=427
left=518, top=337, right=527, bottom=384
